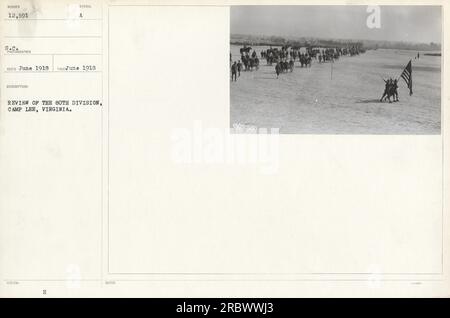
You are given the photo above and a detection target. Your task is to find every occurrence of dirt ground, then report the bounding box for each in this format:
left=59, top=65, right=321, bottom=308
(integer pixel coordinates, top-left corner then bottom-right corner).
left=230, top=45, right=441, bottom=134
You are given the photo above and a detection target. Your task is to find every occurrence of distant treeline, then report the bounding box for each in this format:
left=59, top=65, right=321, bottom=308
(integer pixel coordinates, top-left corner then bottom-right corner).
left=231, top=34, right=441, bottom=52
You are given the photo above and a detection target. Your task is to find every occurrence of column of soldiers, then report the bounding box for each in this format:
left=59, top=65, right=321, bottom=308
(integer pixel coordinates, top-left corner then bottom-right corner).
left=230, top=48, right=260, bottom=81
left=231, top=45, right=405, bottom=103
left=231, top=44, right=365, bottom=81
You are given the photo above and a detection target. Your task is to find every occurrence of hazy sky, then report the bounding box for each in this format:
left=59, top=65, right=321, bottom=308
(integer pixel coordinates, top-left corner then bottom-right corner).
left=231, top=6, right=441, bottom=44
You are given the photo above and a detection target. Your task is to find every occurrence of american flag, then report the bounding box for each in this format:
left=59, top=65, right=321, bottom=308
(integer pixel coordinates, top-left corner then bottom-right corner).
left=400, top=60, right=413, bottom=96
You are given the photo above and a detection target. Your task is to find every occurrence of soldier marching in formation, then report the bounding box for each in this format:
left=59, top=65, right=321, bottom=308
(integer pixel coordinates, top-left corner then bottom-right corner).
left=380, top=78, right=399, bottom=103
left=230, top=61, right=237, bottom=82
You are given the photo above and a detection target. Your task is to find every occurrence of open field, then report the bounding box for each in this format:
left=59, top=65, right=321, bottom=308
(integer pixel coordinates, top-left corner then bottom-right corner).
left=230, top=46, right=441, bottom=134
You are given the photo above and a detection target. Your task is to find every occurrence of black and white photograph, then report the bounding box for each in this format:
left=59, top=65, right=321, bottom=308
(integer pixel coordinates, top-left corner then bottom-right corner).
left=1, top=0, right=449, bottom=300
left=230, top=6, right=442, bottom=134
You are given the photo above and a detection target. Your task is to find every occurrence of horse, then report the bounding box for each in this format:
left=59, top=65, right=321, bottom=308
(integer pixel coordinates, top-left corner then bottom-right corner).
left=288, top=60, right=294, bottom=72
left=240, top=46, right=252, bottom=55
left=245, top=57, right=259, bottom=71
left=275, top=63, right=281, bottom=78
left=241, top=55, right=249, bottom=71
left=299, top=55, right=311, bottom=67
left=253, top=57, right=259, bottom=70
left=306, top=56, right=312, bottom=67
left=281, top=61, right=289, bottom=73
